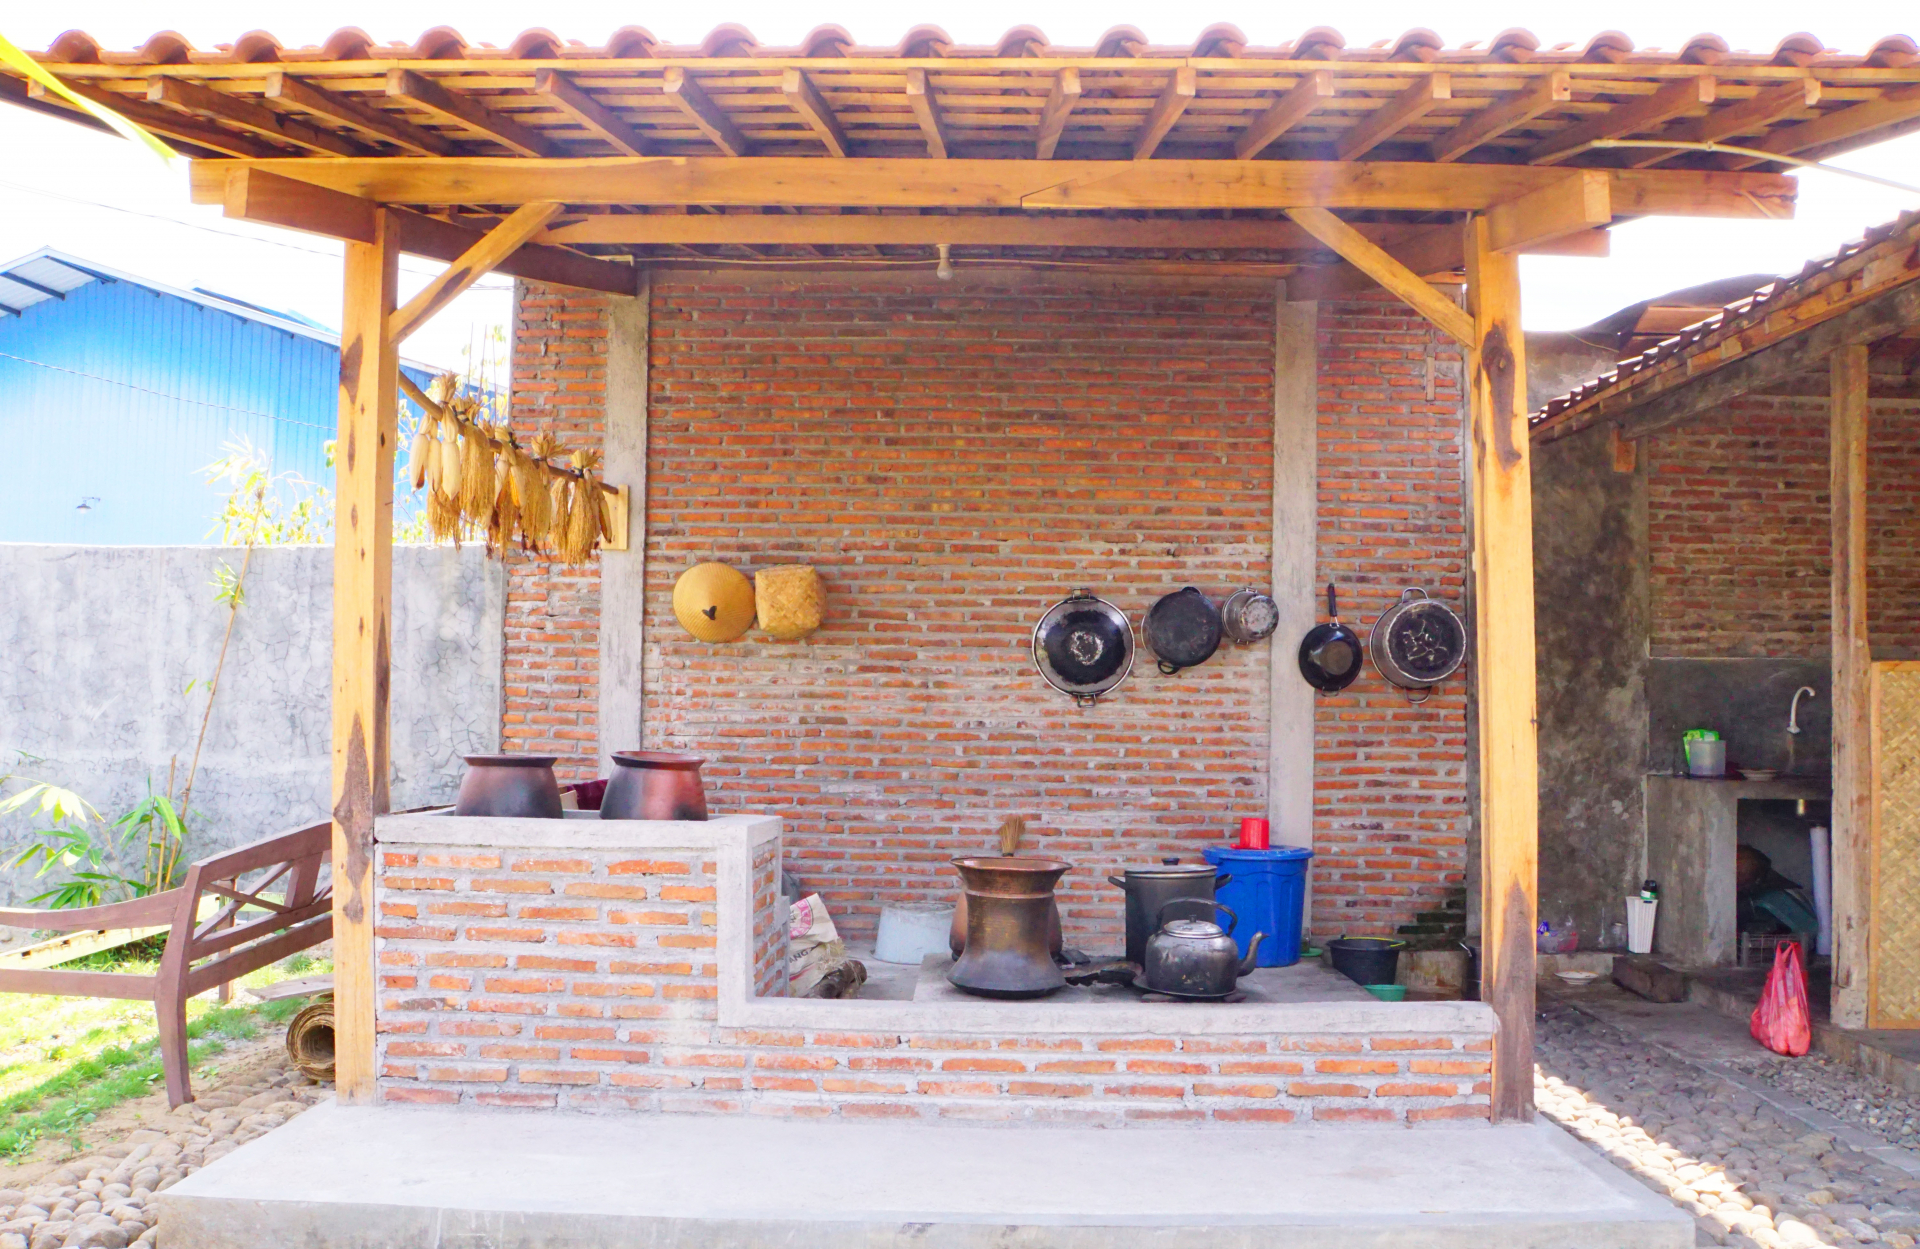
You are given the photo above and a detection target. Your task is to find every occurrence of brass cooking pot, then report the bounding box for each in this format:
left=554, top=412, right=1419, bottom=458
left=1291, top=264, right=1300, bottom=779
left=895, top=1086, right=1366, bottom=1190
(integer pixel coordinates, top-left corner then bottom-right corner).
left=946, top=857, right=1071, bottom=999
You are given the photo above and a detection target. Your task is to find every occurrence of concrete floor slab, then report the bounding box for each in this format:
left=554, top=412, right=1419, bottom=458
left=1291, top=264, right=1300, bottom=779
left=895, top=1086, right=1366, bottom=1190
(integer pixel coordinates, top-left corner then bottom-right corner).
left=159, top=1103, right=1690, bottom=1248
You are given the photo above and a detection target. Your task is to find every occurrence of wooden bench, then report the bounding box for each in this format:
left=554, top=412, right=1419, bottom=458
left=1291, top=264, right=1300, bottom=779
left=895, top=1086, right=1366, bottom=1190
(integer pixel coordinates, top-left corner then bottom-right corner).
left=0, top=821, right=333, bottom=1107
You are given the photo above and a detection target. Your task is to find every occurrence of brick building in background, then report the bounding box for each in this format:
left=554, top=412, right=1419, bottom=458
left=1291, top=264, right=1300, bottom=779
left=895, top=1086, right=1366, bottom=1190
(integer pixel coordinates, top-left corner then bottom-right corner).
left=500, top=273, right=1468, bottom=944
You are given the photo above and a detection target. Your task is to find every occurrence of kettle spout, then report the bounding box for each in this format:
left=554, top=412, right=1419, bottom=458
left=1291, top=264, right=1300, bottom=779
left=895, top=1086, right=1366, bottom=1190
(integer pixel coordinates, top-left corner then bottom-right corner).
left=1239, top=933, right=1267, bottom=976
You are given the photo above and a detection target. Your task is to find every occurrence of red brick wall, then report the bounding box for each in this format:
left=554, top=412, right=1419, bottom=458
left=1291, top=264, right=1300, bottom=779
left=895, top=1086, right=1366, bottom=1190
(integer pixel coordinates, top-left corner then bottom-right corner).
left=374, top=837, right=1493, bottom=1124
left=1646, top=396, right=1920, bottom=657
left=504, top=276, right=1471, bottom=941
left=1312, top=297, right=1470, bottom=933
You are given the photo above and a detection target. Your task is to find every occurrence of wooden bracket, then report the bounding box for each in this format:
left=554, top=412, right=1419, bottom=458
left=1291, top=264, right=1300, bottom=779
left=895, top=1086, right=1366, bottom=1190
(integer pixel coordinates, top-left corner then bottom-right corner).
left=1284, top=207, right=1475, bottom=345
left=389, top=201, right=563, bottom=344
left=601, top=485, right=631, bottom=552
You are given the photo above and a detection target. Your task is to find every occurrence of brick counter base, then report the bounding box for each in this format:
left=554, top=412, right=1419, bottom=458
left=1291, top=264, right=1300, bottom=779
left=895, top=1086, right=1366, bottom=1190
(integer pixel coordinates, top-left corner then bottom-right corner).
left=375, top=819, right=1491, bottom=1127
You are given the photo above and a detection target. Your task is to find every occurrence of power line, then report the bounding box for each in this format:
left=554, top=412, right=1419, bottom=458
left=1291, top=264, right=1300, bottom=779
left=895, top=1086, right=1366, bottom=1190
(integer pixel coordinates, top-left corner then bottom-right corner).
left=0, top=350, right=334, bottom=431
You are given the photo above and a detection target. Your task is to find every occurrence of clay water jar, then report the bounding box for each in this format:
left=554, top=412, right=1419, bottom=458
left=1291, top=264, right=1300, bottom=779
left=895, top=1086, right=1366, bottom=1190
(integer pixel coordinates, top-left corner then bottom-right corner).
left=455, top=755, right=563, bottom=819
left=601, top=751, right=708, bottom=821
left=946, top=857, right=1071, bottom=999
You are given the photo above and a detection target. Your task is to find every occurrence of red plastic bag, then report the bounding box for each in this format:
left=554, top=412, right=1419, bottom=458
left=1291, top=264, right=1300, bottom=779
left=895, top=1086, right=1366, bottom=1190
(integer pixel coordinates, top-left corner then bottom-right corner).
left=1750, top=940, right=1812, bottom=1057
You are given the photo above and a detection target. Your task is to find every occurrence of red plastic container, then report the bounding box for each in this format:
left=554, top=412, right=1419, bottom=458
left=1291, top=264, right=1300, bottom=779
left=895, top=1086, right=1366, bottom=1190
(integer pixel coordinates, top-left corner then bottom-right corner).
left=1238, top=817, right=1271, bottom=850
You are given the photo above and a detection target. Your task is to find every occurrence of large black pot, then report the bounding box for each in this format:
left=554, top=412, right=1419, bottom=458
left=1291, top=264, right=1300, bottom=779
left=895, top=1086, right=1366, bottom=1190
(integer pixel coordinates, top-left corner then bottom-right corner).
left=1144, top=587, right=1222, bottom=675
left=1033, top=590, right=1135, bottom=706
left=454, top=755, right=563, bottom=819
left=1108, top=860, right=1230, bottom=966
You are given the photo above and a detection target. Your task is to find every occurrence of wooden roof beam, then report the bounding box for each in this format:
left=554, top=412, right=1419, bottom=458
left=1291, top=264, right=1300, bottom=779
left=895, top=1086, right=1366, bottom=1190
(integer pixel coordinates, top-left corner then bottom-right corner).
left=1527, top=76, right=1716, bottom=166
left=1487, top=170, right=1611, bottom=254
left=1337, top=73, right=1450, bottom=161
left=663, top=68, right=750, bottom=157
left=218, top=168, right=636, bottom=296
left=146, top=76, right=363, bottom=157
left=390, top=201, right=562, bottom=344
left=905, top=68, right=951, bottom=159
left=1235, top=70, right=1334, bottom=161
left=186, top=158, right=1797, bottom=219
left=1430, top=71, right=1569, bottom=164
left=1034, top=68, right=1081, bottom=160
left=1725, top=83, right=1920, bottom=169
left=1628, top=79, right=1821, bottom=168
left=386, top=69, right=555, bottom=159
left=265, top=73, right=454, bottom=157
left=535, top=68, right=651, bottom=157
left=1284, top=206, right=1474, bottom=344
left=545, top=213, right=1406, bottom=249
left=1133, top=66, right=1196, bottom=159
left=28, top=78, right=273, bottom=158
left=782, top=68, right=849, bottom=158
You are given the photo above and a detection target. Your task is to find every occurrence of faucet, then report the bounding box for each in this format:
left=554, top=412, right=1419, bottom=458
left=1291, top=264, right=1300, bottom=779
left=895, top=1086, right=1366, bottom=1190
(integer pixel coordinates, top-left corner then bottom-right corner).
left=1789, top=686, right=1817, bottom=735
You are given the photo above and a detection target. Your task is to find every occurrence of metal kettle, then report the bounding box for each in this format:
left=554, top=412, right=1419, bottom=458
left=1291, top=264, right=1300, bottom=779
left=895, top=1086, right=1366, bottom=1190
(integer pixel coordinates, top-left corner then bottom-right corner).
left=1142, top=900, right=1265, bottom=998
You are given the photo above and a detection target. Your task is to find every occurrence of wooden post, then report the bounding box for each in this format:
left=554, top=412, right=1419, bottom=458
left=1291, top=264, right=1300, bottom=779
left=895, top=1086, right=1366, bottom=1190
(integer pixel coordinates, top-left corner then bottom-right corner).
left=331, top=206, right=400, bottom=1103
left=1832, top=343, right=1871, bottom=1028
left=1465, top=215, right=1540, bottom=1121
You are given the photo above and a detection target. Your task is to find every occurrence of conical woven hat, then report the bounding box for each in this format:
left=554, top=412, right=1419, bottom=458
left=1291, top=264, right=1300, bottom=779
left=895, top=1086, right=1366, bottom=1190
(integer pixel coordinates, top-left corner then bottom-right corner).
left=673, top=562, right=755, bottom=643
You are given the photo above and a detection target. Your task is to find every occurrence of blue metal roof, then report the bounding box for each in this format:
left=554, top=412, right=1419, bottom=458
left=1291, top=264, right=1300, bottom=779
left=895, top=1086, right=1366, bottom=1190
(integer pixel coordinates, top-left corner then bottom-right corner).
left=0, top=248, right=440, bottom=546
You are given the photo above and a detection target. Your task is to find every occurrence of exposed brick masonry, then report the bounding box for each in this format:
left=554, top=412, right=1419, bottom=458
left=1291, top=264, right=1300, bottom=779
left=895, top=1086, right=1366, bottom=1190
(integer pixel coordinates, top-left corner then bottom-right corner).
left=505, top=275, right=1470, bottom=940
left=1647, top=396, right=1920, bottom=657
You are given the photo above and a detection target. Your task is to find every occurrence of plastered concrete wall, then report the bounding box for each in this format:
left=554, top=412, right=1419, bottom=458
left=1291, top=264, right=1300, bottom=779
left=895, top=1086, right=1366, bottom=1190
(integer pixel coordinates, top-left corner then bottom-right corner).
left=0, top=544, right=503, bottom=903
left=1532, top=421, right=1650, bottom=946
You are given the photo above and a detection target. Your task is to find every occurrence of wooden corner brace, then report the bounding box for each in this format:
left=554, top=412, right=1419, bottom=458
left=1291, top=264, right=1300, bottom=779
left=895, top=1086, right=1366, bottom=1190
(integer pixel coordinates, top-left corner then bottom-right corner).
left=1284, top=206, right=1475, bottom=345
left=388, top=201, right=563, bottom=345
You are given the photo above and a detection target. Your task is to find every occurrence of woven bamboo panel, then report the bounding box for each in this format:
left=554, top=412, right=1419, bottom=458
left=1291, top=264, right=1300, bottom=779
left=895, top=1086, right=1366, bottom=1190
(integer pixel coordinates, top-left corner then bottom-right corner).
left=1873, top=665, right=1920, bottom=1026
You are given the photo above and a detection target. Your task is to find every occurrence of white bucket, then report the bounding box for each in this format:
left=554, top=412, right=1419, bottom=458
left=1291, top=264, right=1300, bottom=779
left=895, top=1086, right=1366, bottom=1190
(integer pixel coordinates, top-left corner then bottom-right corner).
left=873, top=902, right=956, bottom=965
left=1626, top=897, right=1658, bottom=955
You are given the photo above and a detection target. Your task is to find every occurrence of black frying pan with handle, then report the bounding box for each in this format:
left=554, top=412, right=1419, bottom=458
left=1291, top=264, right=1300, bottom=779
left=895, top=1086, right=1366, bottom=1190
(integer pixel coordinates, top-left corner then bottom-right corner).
left=1298, top=583, right=1363, bottom=693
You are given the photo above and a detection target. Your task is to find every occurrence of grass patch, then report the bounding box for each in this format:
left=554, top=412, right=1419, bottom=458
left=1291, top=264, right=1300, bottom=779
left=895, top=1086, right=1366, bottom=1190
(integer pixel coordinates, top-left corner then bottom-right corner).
left=0, top=949, right=330, bottom=1162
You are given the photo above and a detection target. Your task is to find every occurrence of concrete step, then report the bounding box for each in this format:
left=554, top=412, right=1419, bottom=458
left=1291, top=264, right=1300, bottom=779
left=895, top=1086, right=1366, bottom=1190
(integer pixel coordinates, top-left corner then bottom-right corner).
left=159, top=1102, right=1691, bottom=1248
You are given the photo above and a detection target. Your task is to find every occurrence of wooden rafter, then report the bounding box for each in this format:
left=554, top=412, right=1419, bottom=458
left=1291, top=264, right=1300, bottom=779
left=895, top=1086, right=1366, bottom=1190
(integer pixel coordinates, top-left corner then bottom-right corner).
left=146, top=76, right=363, bottom=157
left=265, top=73, right=455, bottom=157
left=1486, top=170, right=1611, bottom=254
left=1337, top=74, right=1450, bottom=161
left=1235, top=70, right=1334, bottom=161
left=386, top=69, right=555, bottom=159
left=535, top=68, right=651, bottom=157
left=905, top=69, right=951, bottom=159
left=1133, top=67, right=1196, bottom=159
left=1284, top=206, right=1475, bottom=344
left=1527, top=75, right=1717, bottom=165
left=390, top=201, right=562, bottom=344
left=1430, top=71, right=1569, bottom=164
left=782, top=68, right=849, bottom=158
left=1034, top=68, right=1081, bottom=160
left=1625, top=79, right=1820, bottom=168
left=28, top=77, right=275, bottom=158
left=664, top=68, right=751, bottom=157
left=1725, top=83, right=1920, bottom=169
left=189, top=158, right=1797, bottom=219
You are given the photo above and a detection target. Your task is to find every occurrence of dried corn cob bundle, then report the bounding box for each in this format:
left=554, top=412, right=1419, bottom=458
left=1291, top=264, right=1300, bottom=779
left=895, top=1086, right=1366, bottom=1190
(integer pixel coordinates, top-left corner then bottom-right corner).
left=406, top=417, right=433, bottom=491
left=456, top=417, right=494, bottom=524
left=561, top=450, right=603, bottom=563
left=428, top=415, right=464, bottom=542
left=487, top=448, right=518, bottom=554
left=546, top=471, right=573, bottom=558
left=516, top=432, right=556, bottom=551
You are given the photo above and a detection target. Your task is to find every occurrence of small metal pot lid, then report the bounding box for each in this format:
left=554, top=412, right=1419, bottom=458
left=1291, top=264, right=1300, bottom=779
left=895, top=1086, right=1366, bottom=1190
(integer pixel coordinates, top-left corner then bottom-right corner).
left=1033, top=589, right=1135, bottom=707
left=1115, top=861, right=1219, bottom=880
left=1144, top=587, right=1223, bottom=675
left=1368, top=587, right=1467, bottom=692
left=1222, top=588, right=1280, bottom=645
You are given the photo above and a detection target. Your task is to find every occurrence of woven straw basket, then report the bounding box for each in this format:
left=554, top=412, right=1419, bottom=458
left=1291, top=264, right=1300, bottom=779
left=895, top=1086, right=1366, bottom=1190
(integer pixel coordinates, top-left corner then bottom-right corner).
left=756, top=565, right=823, bottom=639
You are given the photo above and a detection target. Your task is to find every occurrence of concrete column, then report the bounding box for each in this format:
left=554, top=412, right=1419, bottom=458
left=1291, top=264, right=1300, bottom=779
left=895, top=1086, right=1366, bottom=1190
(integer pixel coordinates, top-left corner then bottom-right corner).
left=598, top=277, right=650, bottom=772
left=1269, top=291, right=1318, bottom=849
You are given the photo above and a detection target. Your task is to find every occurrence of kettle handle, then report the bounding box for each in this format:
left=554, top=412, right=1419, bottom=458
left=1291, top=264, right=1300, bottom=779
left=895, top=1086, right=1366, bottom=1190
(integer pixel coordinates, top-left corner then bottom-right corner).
left=1158, top=898, right=1235, bottom=934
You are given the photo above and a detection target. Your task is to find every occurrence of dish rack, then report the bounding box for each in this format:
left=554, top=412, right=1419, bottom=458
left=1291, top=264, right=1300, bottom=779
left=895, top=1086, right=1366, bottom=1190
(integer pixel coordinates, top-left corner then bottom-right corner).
left=1738, top=931, right=1813, bottom=968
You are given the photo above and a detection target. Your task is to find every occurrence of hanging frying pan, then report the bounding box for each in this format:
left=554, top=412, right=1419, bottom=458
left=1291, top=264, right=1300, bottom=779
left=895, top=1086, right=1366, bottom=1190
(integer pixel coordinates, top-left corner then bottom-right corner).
left=1298, top=583, right=1362, bottom=693
left=1033, top=589, right=1135, bottom=707
left=1144, top=587, right=1223, bottom=675
left=1368, top=587, right=1467, bottom=697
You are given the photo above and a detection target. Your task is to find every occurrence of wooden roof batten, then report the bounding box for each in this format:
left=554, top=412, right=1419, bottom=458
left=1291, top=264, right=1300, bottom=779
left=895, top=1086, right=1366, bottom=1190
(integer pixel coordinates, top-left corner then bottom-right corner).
left=12, top=24, right=1920, bottom=289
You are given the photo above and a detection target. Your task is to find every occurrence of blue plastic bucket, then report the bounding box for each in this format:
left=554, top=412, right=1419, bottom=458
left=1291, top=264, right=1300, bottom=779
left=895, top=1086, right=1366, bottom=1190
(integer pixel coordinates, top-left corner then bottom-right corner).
left=1203, top=845, right=1313, bottom=967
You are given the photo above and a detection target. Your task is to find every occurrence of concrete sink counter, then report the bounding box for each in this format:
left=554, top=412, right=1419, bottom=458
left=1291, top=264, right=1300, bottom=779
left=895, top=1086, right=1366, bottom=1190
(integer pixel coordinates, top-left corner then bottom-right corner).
left=1644, top=775, right=1829, bottom=966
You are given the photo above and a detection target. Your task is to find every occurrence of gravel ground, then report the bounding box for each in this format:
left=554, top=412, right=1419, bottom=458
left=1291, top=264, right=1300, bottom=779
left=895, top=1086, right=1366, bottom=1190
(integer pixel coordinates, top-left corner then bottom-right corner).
left=0, top=1042, right=325, bottom=1249
left=1724, top=1050, right=1920, bottom=1145
left=1537, top=999, right=1920, bottom=1248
